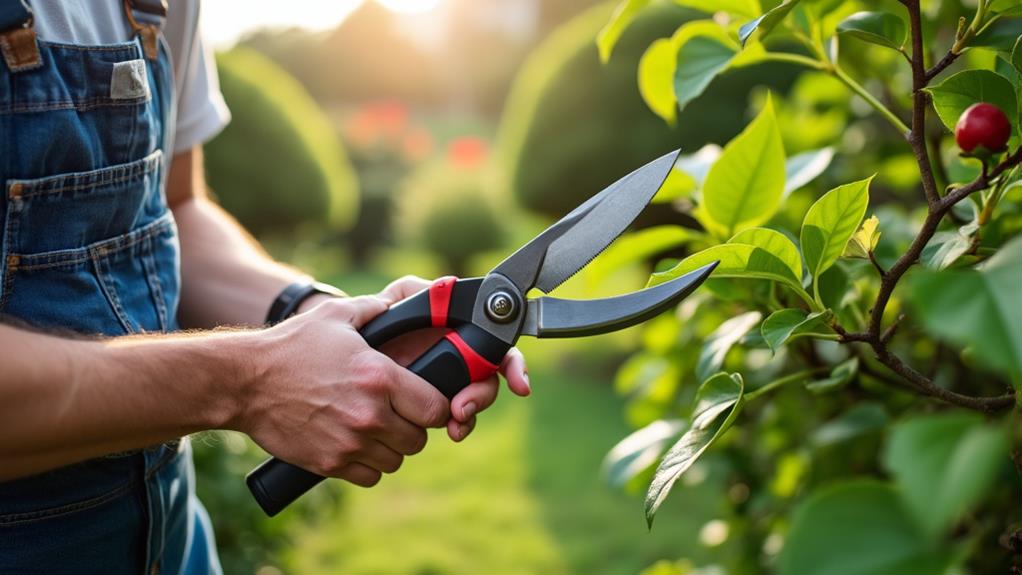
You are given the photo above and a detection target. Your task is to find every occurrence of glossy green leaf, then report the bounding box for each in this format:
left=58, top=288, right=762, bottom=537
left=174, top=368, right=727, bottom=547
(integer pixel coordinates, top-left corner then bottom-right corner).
left=991, top=0, right=1022, bottom=16
left=673, top=0, right=760, bottom=18
left=921, top=222, right=978, bottom=270
left=638, top=38, right=678, bottom=125
left=603, top=419, right=686, bottom=487
left=909, top=236, right=1022, bottom=377
left=779, top=481, right=955, bottom=575
left=728, top=227, right=803, bottom=281
left=883, top=413, right=1009, bottom=538
left=811, top=403, right=888, bottom=447
left=673, top=24, right=740, bottom=113
left=596, top=0, right=651, bottom=63
left=784, top=147, right=835, bottom=198
left=805, top=357, right=858, bottom=393
left=801, top=177, right=872, bottom=281
left=836, top=11, right=907, bottom=52
left=588, top=226, right=694, bottom=286
left=925, top=70, right=1019, bottom=135
left=649, top=244, right=806, bottom=300
left=738, top=0, right=801, bottom=46
left=697, top=311, right=762, bottom=381
left=701, top=98, right=786, bottom=237
left=971, top=17, right=1022, bottom=52
left=645, top=373, right=745, bottom=526
left=761, top=309, right=831, bottom=353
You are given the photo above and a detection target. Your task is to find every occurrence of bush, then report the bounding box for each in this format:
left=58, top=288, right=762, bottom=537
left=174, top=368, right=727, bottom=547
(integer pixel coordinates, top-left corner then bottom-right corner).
left=396, top=155, right=506, bottom=276
left=205, top=47, right=358, bottom=235
left=496, top=1, right=800, bottom=218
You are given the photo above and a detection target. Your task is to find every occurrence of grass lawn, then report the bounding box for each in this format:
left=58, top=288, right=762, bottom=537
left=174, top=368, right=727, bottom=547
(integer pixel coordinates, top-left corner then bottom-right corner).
left=281, top=339, right=725, bottom=574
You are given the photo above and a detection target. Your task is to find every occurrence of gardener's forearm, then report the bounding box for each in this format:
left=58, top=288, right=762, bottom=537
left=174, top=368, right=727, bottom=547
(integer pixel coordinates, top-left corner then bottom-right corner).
left=169, top=147, right=327, bottom=328
left=0, top=323, right=245, bottom=480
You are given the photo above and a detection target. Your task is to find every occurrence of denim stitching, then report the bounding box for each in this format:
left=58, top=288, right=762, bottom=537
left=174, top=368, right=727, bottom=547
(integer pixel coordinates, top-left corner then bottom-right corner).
left=0, top=479, right=136, bottom=526
left=14, top=215, right=173, bottom=270
left=0, top=96, right=149, bottom=115
left=8, top=150, right=162, bottom=198
left=0, top=197, right=22, bottom=310
left=138, top=234, right=167, bottom=331
left=92, top=254, right=135, bottom=334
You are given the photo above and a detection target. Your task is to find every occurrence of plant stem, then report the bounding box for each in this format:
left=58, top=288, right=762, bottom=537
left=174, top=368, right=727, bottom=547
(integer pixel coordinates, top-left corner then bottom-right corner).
left=832, top=65, right=911, bottom=135
left=761, top=52, right=827, bottom=70
left=745, top=369, right=822, bottom=401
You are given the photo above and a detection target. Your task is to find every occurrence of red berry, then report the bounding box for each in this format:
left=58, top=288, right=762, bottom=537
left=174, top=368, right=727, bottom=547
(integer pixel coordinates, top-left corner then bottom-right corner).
left=955, top=103, right=1011, bottom=154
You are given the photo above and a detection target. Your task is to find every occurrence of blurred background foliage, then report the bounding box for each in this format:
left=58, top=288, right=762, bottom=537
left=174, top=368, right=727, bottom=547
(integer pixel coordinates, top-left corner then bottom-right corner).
left=196, top=0, right=1022, bottom=573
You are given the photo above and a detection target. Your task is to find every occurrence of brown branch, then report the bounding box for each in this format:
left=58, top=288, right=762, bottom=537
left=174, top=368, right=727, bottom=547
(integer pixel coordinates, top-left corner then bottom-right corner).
left=905, top=0, right=941, bottom=208
left=925, top=49, right=960, bottom=83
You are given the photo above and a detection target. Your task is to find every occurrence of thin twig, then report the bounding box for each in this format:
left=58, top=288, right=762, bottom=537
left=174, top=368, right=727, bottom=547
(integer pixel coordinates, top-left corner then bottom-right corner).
left=880, top=314, right=904, bottom=344
left=925, top=50, right=961, bottom=82
left=868, top=251, right=887, bottom=277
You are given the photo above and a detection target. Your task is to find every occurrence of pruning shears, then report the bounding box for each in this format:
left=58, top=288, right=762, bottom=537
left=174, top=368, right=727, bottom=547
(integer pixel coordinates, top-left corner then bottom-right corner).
left=247, top=149, right=718, bottom=516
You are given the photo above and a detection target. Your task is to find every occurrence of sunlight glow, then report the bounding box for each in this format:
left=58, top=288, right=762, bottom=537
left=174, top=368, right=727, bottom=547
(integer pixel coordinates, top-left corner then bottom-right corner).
left=378, top=0, right=444, bottom=14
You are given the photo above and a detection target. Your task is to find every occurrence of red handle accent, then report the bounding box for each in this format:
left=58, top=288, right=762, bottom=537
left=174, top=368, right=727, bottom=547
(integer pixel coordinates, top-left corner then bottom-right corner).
left=445, top=330, right=500, bottom=382
left=428, top=276, right=457, bottom=327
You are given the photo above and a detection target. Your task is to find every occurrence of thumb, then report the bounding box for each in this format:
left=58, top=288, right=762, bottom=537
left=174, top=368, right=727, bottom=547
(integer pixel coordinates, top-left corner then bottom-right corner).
left=387, top=362, right=450, bottom=428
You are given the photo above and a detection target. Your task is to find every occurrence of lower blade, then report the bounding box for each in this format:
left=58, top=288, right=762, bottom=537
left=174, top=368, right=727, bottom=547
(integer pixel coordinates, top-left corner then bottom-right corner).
left=522, top=261, right=717, bottom=338
left=533, top=150, right=680, bottom=293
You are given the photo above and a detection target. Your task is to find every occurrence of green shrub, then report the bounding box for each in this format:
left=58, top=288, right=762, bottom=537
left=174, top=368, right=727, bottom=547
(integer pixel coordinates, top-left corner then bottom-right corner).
left=396, top=160, right=506, bottom=276
left=497, top=1, right=800, bottom=217
left=205, top=47, right=358, bottom=235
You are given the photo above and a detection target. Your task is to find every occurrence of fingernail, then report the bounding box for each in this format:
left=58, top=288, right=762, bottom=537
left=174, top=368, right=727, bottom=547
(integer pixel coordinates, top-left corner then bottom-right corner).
left=523, top=372, right=532, bottom=394
left=462, top=402, right=477, bottom=420
left=458, top=423, right=471, bottom=440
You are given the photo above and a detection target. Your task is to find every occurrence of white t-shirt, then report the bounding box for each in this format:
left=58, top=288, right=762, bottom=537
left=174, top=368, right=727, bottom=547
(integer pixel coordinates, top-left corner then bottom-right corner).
left=30, top=0, right=231, bottom=154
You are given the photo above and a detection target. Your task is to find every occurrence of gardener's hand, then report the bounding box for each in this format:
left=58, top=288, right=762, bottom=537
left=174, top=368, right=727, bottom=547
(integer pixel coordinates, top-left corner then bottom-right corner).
left=374, top=276, right=531, bottom=442
left=237, top=296, right=449, bottom=487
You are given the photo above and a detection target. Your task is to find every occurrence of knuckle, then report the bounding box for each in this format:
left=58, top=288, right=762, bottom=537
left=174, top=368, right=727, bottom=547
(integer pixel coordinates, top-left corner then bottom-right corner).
left=352, top=410, right=386, bottom=434
left=407, top=430, right=428, bottom=455
left=353, top=354, right=392, bottom=392
left=424, top=397, right=450, bottom=427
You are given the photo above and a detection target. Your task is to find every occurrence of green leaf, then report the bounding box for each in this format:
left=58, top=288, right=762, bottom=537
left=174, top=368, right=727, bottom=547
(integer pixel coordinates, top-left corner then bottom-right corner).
left=700, top=97, right=786, bottom=237
left=588, top=226, right=694, bottom=286
left=784, top=147, right=835, bottom=198
left=673, top=0, right=761, bottom=18
left=883, top=413, right=1009, bottom=539
left=925, top=70, right=1019, bottom=136
left=991, top=0, right=1022, bottom=16
left=836, top=11, right=907, bottom=52
left=673, top=24, right=741, bottom=113
left=738, top=0, right=802, bottom=47
left=645, top=373, right=745, bottom=526
left=596, top=0, right=651, bottom=63
left=728, top=227, right=803, bottom=280
left=805, top=357, right=858, bottom=393
left=1013, top=35, right=1022, bottom=76
left=649, top=244, right=806, bottom=301
left=638, top=38, right=678, bottom=125
left=843, top=214, right=881, bottom=259
left=801, top=177, right=872, bottom=282
left=921, top=222, right=978, bottom=270
left=761, top=309, right=831, bottom=353
left=603, top=419, right=686, bottom=487
left=908, top=236, right=1022, bottom=377
left=971, top=17, right=1022, bottom=52
left=811, top=402, right=888, bottom=447
left=779, top=481, right=955, bottom=575
left=697, top=312, right=761, bottom=381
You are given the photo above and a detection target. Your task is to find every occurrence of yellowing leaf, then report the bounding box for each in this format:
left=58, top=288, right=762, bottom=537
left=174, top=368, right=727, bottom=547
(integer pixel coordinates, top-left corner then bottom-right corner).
left=842, top=214, right=881, bottom=259
left=597, top=0, right=651, bottom=63
left=638, top=38, right=678, bottom=125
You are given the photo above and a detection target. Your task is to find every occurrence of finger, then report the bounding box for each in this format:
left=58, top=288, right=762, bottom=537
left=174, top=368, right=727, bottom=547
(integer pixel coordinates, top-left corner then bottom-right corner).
left=447, top=415, right=476, bottom=442
left=449, top=376, right=499, bottom=423
left=499, top=347, right=531, bottom=397
left=356, top=440, right=405, bottom=474
left=321, top=295, right=389, bottom=328
left=378, top=275, right=431, bottom=305
left=337, top=462, right=382, bottom=488
left=376, top=412, right=429, bottom=456
left=385, top=357, right=450, bottom=428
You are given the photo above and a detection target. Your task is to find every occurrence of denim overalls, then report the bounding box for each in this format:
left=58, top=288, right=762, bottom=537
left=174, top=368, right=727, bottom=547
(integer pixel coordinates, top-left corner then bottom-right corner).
left=0, top=1, right=220, bottom=572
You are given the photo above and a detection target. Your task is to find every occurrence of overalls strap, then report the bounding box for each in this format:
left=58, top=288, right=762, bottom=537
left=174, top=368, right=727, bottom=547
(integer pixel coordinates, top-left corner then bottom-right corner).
left=123, top=0, right=168, bottom=60
left=0, top=0, right=40, bottom=72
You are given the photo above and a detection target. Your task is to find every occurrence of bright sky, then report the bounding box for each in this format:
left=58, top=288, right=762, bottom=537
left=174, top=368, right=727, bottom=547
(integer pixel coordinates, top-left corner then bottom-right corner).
left=201, top=0, right=444, bottom=47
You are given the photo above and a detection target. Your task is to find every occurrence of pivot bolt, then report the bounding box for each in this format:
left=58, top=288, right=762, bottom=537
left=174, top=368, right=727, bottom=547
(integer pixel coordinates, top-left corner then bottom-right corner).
left=485, top=291, right=517, bottom=323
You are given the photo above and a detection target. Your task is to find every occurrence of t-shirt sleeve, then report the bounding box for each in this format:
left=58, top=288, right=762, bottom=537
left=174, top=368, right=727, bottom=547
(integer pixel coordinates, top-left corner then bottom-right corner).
left=168, top=0, right=230, bottom=153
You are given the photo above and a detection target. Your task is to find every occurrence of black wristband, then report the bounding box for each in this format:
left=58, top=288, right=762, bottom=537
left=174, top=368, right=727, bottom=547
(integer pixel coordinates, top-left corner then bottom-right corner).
left=265, top=281, right=346, bottom=325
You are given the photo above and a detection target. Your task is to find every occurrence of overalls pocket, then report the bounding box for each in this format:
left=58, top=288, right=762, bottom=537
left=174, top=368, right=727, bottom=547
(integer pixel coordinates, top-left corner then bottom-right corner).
left=0, top=150, right=180, bottom=335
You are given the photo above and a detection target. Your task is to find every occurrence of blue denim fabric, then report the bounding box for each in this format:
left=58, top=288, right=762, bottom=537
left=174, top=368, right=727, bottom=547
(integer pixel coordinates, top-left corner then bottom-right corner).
left=0, top=12, right=221, bottom=575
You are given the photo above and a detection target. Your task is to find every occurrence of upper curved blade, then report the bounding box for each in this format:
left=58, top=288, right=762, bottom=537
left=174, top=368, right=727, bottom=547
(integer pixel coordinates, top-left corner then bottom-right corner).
left=493, top=150, right=680, bottom=295
left=521, top=262, right=718, bottom=338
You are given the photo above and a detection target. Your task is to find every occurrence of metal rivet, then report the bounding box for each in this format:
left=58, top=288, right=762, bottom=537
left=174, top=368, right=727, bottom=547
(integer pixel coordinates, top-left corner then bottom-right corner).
left=485, top=291, right=517, bottom=323
left=9, top=183, right=23, bottom=199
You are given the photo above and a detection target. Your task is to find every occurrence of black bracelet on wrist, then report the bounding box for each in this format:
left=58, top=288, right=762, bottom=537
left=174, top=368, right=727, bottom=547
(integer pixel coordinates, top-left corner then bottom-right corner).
left=265, top=281, right=346, bottom=325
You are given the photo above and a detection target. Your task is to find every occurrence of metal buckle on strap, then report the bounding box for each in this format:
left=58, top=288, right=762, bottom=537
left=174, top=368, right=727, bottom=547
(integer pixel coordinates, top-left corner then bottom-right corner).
left=0, top=1, right=40, bottom=73
left=122, top=0, right=164, bottom=60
